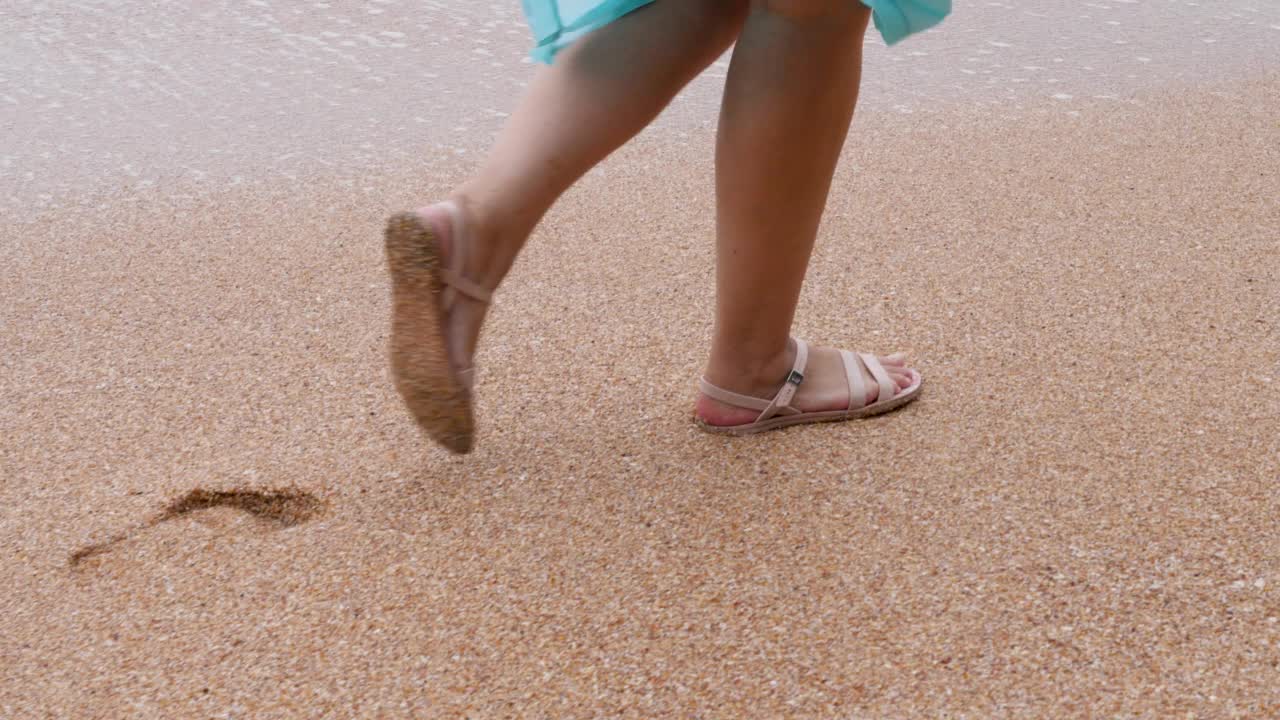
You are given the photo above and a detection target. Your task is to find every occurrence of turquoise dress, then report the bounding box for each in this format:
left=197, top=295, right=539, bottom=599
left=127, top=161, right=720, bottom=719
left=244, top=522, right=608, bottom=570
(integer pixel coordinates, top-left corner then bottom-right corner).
left=523, top=0, right=951, bottom=63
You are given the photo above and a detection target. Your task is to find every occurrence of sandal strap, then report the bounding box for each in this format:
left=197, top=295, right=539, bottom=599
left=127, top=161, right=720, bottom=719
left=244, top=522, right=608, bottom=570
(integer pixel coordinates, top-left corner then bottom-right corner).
left=438, top=201, right=493, bottom=309
left=698, top=379, right=772, bottom=413
left=441, top=269, right=492, bottom=305
left=457, top=366, right=476, bottom=391
left=858, top=352, right=897, bottom=405
left=840, top=350, right=868, bottom=414
left=698, top=338, right=810, bottom=424
left=434, top=201, right=487, bottom=392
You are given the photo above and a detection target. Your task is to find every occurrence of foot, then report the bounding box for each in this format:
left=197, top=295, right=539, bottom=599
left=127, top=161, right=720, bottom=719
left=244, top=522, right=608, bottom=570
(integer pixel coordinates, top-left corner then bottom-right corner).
left=412, top=197, right=497, bottom=382
left=386, top=193, right=519, bottom=453
left=695, top=341, right=916, bottom=427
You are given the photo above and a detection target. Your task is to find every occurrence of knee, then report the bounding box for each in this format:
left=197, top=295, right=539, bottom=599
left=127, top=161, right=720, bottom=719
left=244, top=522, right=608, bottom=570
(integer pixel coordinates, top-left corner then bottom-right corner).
left=754, top=0, right=870, bottom=27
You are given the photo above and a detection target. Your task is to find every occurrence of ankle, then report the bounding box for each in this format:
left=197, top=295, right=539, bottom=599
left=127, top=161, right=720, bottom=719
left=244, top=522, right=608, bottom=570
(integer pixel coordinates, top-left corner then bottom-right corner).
left=445, top=189, right=528, bottom=292
left=703, top=338, right=795, bottom=395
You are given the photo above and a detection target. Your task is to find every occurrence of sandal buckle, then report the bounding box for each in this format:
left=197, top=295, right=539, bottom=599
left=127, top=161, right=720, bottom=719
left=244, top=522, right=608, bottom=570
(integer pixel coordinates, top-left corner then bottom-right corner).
left=786, top=370, right=804, bottom=386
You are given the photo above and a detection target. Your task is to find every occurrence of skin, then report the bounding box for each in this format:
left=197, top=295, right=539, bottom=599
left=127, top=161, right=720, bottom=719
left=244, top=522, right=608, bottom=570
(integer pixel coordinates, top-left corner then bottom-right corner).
left=417, top=0, right=914, bottom=428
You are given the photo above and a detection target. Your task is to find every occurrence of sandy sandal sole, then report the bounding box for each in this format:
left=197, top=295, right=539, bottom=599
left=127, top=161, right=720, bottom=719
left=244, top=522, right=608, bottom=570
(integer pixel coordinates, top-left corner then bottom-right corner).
left=697, top=369, right=923, bottom=437
left=384, top=212, right=474, bottom=454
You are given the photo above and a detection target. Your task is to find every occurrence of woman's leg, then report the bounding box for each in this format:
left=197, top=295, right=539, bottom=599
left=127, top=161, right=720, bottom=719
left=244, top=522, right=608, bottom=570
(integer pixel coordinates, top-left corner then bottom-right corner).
left=427, top=0, right=749, bottom=368
left=697, top=0, right=913, bottom=425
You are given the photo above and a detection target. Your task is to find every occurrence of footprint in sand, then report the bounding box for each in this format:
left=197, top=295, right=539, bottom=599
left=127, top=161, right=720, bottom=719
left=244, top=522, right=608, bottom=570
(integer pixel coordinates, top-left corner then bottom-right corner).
left=69, top=488, right=324, bottom=569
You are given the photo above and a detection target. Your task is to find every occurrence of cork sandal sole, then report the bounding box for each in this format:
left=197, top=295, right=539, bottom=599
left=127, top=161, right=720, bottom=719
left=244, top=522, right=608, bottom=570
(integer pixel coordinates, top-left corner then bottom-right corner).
left=384, top=212, right=474, bottom=454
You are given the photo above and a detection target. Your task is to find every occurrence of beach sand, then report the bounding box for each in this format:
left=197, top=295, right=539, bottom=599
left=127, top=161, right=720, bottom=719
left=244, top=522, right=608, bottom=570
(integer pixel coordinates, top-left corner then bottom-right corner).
left=3, top=4, right=1280, bottom=713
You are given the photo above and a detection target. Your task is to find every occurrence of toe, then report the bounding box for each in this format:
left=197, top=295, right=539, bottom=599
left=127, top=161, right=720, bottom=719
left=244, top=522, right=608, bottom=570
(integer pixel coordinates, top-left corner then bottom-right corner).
left=881, top=352, right=908, bottom=367
left=889, top=368, right=912, bottom=391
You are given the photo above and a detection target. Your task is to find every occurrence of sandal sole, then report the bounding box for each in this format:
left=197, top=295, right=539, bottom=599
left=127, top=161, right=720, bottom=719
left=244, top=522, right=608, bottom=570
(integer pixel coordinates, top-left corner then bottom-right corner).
left=384, top=212, right=474, bottom=454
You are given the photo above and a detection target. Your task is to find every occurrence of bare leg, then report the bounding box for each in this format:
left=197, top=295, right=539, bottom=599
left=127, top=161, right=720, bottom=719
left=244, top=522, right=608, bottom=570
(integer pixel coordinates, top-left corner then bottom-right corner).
left=423, top=0, right=748, bottom=372
left=697, top=0, right=913, bottom=426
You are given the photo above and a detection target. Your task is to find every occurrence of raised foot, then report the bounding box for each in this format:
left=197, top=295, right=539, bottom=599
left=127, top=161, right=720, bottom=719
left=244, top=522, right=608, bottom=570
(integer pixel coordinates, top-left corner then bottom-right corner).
left=384, top=209, right=474, bottom=453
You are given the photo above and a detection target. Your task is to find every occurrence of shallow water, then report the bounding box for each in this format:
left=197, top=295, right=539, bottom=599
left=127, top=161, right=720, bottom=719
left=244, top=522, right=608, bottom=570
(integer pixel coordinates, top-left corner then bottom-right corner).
left=1, top=0, right=1277, bottom=217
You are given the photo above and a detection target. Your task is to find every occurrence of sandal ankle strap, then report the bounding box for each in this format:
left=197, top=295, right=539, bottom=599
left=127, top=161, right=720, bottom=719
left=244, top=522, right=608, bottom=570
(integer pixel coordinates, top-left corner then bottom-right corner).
left=699, top=339, right=810, bottom=424
left=437, top=200, right=493, bottom=309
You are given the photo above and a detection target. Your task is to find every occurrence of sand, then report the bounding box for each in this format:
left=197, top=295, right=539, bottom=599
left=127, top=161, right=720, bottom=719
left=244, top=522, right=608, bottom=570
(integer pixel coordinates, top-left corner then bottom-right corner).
left=3, top=34, right=1280, bottom=720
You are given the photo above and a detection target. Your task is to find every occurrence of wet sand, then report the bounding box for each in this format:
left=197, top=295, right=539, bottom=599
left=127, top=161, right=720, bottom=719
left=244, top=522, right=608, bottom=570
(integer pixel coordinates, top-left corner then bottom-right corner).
left=4, top=1, right=1280, bottom=716
left=3, top=73, right=1278, bottom=716
left=5, top=0, right=1280, bottom=218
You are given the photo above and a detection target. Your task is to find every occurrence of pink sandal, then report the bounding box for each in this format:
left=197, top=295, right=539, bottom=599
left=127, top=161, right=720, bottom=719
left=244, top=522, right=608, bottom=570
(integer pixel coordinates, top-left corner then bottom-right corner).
left=384, top=201, right=491, bottom=454
left=696, top=338, right=923, bottom=436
